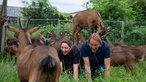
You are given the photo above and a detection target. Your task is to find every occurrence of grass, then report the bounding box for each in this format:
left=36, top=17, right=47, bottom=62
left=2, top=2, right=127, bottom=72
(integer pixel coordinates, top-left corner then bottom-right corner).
left=0, top=54, right=18, bottom=82
left=0, top=54, right=146, bottom=82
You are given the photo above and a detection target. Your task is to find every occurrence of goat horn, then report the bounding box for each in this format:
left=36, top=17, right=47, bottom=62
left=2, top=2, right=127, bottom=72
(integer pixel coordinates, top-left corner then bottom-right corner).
left=38, top=25, right=41, bottom=27
left=107, top=26, right=111, bottom=31
left=19, top=17, right=23, bottom=29
left=25, top=17, right=30, bottom=29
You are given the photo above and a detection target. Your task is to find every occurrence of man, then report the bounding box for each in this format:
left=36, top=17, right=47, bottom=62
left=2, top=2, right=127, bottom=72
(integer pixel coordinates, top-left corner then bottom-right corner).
left=81, top=33, right=110, bottom=80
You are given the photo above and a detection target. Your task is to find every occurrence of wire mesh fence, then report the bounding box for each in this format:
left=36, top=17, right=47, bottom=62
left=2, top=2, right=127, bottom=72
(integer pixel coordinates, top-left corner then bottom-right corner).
left=6, top=18, right=146, bottom=46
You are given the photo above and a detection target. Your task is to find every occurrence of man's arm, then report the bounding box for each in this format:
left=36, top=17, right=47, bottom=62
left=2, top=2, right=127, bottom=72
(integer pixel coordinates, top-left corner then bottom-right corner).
left=104, top=58, right=110, bottom=77
left=83, top=57, right=92, bottom=82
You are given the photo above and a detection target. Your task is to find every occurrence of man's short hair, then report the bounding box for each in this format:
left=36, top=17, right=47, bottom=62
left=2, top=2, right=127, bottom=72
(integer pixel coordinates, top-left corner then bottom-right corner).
left=88, top=33, right=102, bottom=45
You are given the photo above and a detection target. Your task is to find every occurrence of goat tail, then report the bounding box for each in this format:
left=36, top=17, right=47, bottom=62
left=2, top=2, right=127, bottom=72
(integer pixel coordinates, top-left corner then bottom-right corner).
left=40, top=55, right=57, bottom=72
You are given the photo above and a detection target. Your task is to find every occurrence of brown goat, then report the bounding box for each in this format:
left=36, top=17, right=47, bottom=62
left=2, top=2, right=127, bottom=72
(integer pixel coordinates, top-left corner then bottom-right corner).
left=5, top=44, right=18, bottom=55
left=138, top=45, right=146, bottom=59
left=71, top=10, right=107, bottom=39
left=5, top=37, right=44, bottom=55
left=58, top=31, right=68, bottom=41
left=0, top=16, right=7, bottom=25
left=114, top=42, right=146, bottom=67
left=31, top=38, right=44, bottom=46
left=104, top=38, right=135, bottom=73
left=75, top=32, right=85, bottom=49
left=6, top=23, right=61, bottom=82
left=6, top=38, right=19, bottom=46
left=5, top=38, right=19, bottom=55
left=47, top=32, right=58, bottom=49
left=57, top=31, right=69, bottom=45
left=113, top=41, right=128, bottom=47
left=48, top=31, right=69, bottom=49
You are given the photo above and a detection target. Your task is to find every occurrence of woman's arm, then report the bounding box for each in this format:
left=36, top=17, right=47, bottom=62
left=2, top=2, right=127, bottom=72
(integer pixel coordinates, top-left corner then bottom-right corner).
left=73, top=63, right=79, bottom=81
left=60, top=62, right=63, bottom=72
left=104, top=58, right=111, bottom=77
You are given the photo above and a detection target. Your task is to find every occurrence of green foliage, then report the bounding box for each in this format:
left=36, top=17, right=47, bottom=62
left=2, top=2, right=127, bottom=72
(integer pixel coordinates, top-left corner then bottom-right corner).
left=88, top=0, right=145, bottom=22
left=60, top=13, right=72, bottom=20
left=132, top=0, right=146, bottom=21
left=31, top=23, right=72, bottom=38
left=124, top=26, right=146, bottom=46
left=90, top=0, right=136, bottom=21
left=21, top=0, right=66, bottom=19
left=59, top=21, right=72, bottom=35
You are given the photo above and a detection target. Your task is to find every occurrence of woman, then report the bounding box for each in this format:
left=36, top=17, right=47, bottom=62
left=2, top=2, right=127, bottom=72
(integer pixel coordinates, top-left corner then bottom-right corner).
left=57, top=39, right=81, bottom=80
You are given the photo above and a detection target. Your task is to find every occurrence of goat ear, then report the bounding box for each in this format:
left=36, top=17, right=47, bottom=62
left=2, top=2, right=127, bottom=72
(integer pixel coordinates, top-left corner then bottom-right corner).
left=18, top=17, right=23, bottom=29
left=29, top=25, right=40, bottom=34
left=6, top=25, right=19, bottom=34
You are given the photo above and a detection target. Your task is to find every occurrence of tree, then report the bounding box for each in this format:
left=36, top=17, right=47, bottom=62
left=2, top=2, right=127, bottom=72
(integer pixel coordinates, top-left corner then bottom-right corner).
left=21, top=0, right=65, bottom=19
left=88, top=0, right=136, bottom=21
left=0, top=0, right=7, bottom=53
left=131, top=0, right=146, bottom=21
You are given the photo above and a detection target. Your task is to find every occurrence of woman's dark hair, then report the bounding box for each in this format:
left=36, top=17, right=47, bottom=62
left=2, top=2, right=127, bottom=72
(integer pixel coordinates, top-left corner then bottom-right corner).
left=61, top=38, right=73, bottom=48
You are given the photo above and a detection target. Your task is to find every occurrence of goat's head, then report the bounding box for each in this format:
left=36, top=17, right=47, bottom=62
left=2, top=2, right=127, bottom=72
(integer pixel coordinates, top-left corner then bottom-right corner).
left=0, top=16, right=7, bottom=25
left=5, top=44, right=18, bottom=55
left=48, top=31, right=56, bottom=39
left=6, top=17, right=40, bottom=45
left=59, top=30, right=68, bottom=37
left=100, top=26, right=111, bottom=40
left=6, top=38, right=19, bottom=46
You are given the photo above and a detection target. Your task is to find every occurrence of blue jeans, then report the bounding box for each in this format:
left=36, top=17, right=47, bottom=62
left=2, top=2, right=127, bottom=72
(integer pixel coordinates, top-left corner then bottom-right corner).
left=91, top=65, right=105, bottom=78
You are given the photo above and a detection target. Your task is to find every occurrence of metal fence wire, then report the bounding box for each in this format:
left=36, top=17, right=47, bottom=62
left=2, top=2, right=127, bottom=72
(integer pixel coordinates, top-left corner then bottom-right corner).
left=6, top=18, right=146, bottom=46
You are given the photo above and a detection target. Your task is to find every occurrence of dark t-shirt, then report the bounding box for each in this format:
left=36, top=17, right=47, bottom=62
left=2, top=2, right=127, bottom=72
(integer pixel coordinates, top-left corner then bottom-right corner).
left=57, top=45, right=81, bottom=71
left=81, top=41, right=110, bottom=72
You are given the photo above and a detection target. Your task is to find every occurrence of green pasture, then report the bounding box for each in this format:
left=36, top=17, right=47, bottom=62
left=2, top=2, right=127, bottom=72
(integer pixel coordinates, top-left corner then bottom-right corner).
left=0, top=54, right=146, bottom=82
